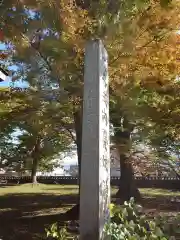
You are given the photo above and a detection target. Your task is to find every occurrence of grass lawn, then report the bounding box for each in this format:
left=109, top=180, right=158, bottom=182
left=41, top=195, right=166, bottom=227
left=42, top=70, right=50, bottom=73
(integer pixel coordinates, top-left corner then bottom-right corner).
left=0, top=184, right=180, bottom=239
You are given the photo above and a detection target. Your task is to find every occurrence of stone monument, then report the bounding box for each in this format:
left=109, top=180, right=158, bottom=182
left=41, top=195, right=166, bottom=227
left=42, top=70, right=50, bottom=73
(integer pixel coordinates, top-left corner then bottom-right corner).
left=80, top=39, right=110, bottom=240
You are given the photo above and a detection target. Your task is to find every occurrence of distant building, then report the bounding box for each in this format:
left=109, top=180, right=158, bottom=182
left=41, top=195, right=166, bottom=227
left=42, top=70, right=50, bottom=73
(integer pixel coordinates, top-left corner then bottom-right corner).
left=68, top=165, right=77, bottom=176
left=68, top=148, right=121, bottom=177
left=110, top=148, right=120, bottom=177
left=0, top=168, right=5, bottom=174
left=0, top=67, right=8, bottom=82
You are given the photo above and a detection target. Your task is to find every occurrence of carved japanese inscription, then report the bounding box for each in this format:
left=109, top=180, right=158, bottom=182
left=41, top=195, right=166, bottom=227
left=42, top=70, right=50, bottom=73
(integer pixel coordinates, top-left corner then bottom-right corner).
left=80, top=40, right=110, bottom=240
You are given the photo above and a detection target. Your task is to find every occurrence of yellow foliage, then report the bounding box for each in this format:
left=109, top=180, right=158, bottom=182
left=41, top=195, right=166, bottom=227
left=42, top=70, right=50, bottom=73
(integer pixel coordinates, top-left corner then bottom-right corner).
left=108, top=0, right=180, bottom=92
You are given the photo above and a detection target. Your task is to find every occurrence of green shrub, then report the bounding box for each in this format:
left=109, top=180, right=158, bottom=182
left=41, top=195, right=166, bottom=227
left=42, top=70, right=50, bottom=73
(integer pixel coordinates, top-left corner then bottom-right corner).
left=45, top=222, right=78, bottom=240
left=104, top=198, right=180, bottom=240
left=45, top=198, right=180, bottom=240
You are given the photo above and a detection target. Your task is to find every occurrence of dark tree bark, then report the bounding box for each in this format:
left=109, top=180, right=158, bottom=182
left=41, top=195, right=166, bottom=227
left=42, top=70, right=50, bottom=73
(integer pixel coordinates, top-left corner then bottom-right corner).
left=114, top=119, right=141, bottom=203
left=31, top=157, right=38, bottom=183
left=31, top=138, right=41, bottom=184
left=116, top=152, right=141, bottom=203
left=73, top=110, right=82, bottom=181
left=65, top=109, right=82, bottom=219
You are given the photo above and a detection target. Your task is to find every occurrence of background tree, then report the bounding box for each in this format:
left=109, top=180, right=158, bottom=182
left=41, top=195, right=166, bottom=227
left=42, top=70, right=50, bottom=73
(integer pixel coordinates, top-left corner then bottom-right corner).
left=1, top=0, right=180, bottom=203
left=0, top=86, right=74, bottom=182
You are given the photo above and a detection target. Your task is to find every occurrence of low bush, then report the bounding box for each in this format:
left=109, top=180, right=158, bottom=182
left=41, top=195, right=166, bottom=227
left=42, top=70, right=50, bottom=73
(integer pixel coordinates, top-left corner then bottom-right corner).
left=105, top=198, right=180, bottom=239
left=45, top=198, right=180, bottom=239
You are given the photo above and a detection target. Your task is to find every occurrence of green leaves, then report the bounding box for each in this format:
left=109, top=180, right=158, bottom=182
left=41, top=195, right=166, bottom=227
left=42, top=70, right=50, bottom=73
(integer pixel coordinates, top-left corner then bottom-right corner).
left=45, top=223, right=77, bottom=240
left=1, top=0, right=180, bottom=187
left=0, top=86, right=73, bottom=174
left=104, top=198, right=178, bottom=240
left=160, top=0, right=172, bottom=8
left=46, top=223, right=68, bottom=239
left=134, top=0, right=150, bottom=9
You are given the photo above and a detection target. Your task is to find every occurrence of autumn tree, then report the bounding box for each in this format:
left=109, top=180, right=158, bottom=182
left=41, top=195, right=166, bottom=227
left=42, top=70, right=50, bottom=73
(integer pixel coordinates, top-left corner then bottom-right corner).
left=1, top=0, right=180, bottom=201
left=0, top=86, right=74, bottom=183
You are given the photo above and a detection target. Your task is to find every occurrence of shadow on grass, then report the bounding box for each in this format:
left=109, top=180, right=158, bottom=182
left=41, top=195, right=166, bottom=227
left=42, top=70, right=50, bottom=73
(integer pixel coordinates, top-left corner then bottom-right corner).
left=43, top=187, right=78, bottom=192
left=1, top=187, right=180, bottom=240
left=0, top=184, right=19, bottom=188
left=113, top=188, right=180, bottom=212
left=0, top=192, right=78, bottom=240
left=142, top=195, right=180, bottom=212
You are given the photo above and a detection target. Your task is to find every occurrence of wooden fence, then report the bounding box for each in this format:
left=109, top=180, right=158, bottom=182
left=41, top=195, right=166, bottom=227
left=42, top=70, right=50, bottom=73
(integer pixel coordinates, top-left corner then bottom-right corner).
left=0, top=176, right=180, bottom=190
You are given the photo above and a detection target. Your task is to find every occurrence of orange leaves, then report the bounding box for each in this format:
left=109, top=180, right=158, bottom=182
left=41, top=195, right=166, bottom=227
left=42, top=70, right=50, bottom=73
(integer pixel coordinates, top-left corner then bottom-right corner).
left=0, top=53, right=8, bottom=60
left=56, top=0, right=93, bottom=51
left=109, top=0, right=180, bottom=91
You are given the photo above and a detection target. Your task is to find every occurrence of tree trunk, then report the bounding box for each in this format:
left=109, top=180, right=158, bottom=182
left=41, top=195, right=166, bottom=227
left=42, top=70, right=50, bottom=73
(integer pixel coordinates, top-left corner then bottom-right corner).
left=74, top=110, right=82, bottom=182
left=65, top=109, right=82, bottom=219
left=114, top=119, right=141, bottom=203
left=31, top=157, right=38, bottom=184
left=116, top=153, right=141, bottom=203
left=31, top=138, right=40, bottom=184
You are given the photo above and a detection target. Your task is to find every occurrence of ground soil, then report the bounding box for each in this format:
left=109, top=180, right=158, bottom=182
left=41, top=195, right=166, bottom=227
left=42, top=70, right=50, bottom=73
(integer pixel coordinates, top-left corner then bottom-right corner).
left=0, top=185, right=180, bottom=240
